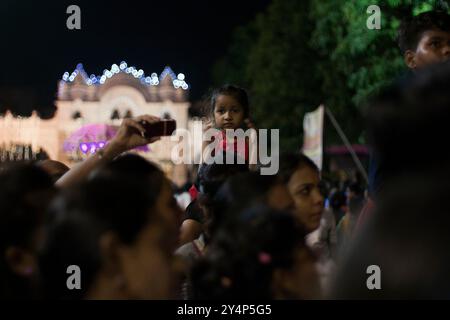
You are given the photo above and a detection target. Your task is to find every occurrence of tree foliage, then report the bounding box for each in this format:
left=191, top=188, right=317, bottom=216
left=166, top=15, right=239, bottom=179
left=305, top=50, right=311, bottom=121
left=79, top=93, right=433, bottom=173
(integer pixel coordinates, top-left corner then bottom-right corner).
left=213, top=0, right=450, bottom=151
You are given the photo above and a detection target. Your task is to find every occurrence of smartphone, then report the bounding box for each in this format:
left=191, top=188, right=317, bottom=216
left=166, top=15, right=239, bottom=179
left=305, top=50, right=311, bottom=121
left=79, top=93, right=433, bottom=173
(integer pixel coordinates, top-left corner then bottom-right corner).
left=139, top=119, right=176, bottom=138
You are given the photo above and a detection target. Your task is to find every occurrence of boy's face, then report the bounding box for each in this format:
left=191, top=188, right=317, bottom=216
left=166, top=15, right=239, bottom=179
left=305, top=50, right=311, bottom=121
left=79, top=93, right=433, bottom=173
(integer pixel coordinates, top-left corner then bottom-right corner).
left=405, top=29, right=450, bottom=69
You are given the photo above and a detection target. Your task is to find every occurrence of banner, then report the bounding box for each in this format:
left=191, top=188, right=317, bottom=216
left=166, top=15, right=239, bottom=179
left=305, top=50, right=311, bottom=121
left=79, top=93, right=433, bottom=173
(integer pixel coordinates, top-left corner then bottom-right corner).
left=302, top=105, right=324, bottom=170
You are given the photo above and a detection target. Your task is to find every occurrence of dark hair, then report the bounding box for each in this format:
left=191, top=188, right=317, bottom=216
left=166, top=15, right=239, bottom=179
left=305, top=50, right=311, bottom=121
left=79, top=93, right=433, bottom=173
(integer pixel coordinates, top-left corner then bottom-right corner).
left=35, top=160, right=70, bottom=183
left=397, top=10, right=450, bottom=54
left=210, top=84, right=250, bottom=118
left=195, top=161, right=249, bottom=241
left=202, top=172, right=281, bottom=245
left=39, top=174, right=166, bottom=299
left=197, top=161, right=249, bottom=197
left=191, top=205, right=308, bottom=300
left=211, top=172, right=281, bottom=238
left=94, top=153, right=165, bottom=197
left=0, top=163, right=55, bottom=299
left=96, top=153, right=163, bottom=179
left=278, top=152, right=319, bottom=184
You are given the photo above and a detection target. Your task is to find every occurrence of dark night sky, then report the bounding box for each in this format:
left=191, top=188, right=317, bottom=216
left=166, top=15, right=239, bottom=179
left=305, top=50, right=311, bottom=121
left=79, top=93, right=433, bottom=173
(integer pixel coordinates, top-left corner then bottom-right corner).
left=0, top=0, right=271, bottom=117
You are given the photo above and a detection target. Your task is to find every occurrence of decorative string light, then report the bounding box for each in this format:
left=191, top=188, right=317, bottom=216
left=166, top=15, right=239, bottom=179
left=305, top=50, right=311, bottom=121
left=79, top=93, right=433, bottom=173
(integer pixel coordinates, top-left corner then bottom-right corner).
left=61, top=61, right=189, bottom=90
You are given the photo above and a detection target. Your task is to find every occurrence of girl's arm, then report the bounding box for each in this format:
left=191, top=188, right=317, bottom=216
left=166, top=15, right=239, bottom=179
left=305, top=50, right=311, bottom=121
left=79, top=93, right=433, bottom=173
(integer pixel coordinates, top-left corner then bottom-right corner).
left=56, top=115, right=161, bottom=188
left=201, top=119, right=214, bottom=164
left=245, top=118, right=259, bottom=171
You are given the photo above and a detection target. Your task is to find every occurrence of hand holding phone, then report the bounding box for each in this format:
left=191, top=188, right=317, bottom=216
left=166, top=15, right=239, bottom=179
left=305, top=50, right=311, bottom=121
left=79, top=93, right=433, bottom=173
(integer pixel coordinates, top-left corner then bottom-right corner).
left=139, top=119, right=177, bottom=139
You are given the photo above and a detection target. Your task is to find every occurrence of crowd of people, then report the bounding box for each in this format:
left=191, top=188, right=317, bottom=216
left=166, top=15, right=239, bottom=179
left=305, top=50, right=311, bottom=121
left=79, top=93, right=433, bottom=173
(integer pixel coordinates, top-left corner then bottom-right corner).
left=1, top=9, right=450, bottom=299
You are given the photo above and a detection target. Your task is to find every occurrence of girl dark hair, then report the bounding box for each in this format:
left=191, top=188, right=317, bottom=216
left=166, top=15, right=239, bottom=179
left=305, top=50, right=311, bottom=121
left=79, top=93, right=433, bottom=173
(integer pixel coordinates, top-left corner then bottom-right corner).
left=190, top=205, right=319, bottom=299
left=210, top=84, right=250, bottom=119
left=278, top=152, right=320, bottom=184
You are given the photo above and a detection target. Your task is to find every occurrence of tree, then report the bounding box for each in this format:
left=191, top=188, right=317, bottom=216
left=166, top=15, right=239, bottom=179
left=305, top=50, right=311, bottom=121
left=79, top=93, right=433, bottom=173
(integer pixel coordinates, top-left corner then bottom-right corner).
left=310, top=0, right=449, bottom=144
left=214, top=0, right=322, bottom=151
left=213, top=0, right=450, bottom=152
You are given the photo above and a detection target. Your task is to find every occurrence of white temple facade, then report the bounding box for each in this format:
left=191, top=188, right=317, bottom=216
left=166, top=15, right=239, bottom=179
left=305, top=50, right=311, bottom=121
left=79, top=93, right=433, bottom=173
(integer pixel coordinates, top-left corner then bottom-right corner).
left=0, top=61, right=199, bottom=186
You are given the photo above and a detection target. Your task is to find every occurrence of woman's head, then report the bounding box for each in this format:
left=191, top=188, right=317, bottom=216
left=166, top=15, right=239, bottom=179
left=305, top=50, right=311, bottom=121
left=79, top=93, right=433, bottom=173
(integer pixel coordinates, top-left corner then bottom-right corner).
left=36, top=160, right=69, bottom=183
left=279, top=153, right=324, bottom=232
left=40, top=174, right=179, bottom=299
left=191, top=205, right=320, bottom=299
left=196, top=161, right=249, bottom=240
left=210, top=85, right=249, bottom=130
left=213, top=172, right=295, bottom=230
left=0, top=163, right=55, bottom=299
left=203, top=174, right=295, bottom=265
left=95, top=154, right=182, bottom=230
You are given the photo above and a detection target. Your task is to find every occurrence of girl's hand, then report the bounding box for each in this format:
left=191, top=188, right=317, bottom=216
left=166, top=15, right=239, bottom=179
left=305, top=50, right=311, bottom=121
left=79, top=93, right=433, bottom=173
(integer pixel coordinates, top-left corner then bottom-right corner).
left=108, top=115, right=161, bottom=155
left=203, top=118, right=214, bottom=132
left=244, top=118, right=257, bottom=130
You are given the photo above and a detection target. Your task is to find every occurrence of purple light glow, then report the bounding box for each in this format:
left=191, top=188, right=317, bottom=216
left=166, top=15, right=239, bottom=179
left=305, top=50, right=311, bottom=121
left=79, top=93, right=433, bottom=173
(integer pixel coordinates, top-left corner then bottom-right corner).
left=80, top=143, right=88, bottom=153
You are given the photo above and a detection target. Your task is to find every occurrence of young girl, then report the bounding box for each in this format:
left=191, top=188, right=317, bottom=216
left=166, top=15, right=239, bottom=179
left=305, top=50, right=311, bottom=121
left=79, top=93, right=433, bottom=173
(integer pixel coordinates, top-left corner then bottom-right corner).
left=182, top=85, right=256, bottom=242
left=201, top=84, right=256, bottom=166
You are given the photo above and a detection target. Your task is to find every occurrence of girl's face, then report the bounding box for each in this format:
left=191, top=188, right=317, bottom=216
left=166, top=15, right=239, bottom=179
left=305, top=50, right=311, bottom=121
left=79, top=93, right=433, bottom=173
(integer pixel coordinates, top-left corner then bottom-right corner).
left=213, top=94, right=245, bottom=130
left=287, top=166, right=324, bottom=232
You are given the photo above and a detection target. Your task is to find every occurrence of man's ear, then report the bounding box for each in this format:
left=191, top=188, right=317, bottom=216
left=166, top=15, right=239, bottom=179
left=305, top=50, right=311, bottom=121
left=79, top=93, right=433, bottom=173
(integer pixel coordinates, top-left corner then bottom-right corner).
left=404, top=50, right=417, bottom=69
left=4, top=246, right=37, bottom=277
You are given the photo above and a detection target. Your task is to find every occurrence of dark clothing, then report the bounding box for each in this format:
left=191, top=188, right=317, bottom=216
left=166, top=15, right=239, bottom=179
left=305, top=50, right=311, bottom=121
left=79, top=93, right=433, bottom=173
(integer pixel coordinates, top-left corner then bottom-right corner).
left=183, top=199, right=204, bottom=223
left=367, top=70, right=414, bottom=197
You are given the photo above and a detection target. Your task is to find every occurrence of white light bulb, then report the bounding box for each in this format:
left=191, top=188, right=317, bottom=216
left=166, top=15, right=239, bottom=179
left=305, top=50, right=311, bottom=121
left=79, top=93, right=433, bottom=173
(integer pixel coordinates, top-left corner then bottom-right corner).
left=177, top=73, right=185, bottom=81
